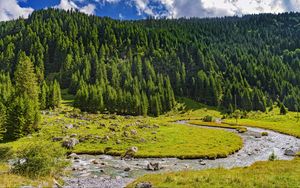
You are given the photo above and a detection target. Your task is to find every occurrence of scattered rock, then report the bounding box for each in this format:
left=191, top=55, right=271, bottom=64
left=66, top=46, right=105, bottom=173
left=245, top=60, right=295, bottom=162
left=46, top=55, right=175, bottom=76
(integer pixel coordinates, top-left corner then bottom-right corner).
left=109, top=126, right=117, bottom=132
left=147, top=162, right=161, bottom=171
left=139, top=138, right=146, bottom=143
left=62, top=138, right=79, bottom=149
left=79, top=137, right=87, bottom=142
left=253, top=133, right=262, bottom=138
left=124, top=167, right=131, bottom=172
left=136, top=182, right=152, bottom=188
left=91, top=159, right=101, bottom=164
left=52, top=137, right=63, bottom=142
left=122, top=146, right=138, bottom=159
left=65, top=124, right=73, bottom=129
left=284, top=149, right=297, bottom=156
left=123, top=131, right=130, bottom=137
left=99, top=123, right=106, bottom=127
left=198, top=159, right=206, bottom=165
left=131, top=130, right=138, bottom=135
left=153, top=124, right=159, bottom=128
left=116, top=140, right=121, bottom=144
left=102, top=135, right=110, bottom=143
left=67, top=153, right=78, bottom=159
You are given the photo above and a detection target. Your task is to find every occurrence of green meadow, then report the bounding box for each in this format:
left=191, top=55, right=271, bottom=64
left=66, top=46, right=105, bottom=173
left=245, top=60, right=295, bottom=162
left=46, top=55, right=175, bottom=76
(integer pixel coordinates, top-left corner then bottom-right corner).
left=1, top=98, right=300, bottom=187
left=128, top=158, right=300, bottom=188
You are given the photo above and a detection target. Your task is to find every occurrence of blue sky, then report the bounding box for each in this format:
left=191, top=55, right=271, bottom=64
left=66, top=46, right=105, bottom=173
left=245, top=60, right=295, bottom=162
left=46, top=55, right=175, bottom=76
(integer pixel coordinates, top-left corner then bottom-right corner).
left=1, top=0, right=300, bottom=21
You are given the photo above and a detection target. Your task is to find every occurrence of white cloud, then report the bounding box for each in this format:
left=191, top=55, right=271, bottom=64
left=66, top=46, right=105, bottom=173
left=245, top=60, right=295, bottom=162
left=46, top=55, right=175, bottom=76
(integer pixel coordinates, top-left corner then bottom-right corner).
left=80, top=4, right=96, bottom=14
left=133, top=0, right=300, bottom=18
left=0, top=0, right=34, bottom=21
left=54, top=0, right=96, bottom=15
left=134, top=0, right=155, bottom=16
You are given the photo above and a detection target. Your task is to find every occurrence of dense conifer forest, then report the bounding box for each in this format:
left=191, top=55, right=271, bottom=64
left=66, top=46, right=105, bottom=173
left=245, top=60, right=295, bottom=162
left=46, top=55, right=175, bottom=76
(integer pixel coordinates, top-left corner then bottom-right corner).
left=1, top=9, right=300, bottom=140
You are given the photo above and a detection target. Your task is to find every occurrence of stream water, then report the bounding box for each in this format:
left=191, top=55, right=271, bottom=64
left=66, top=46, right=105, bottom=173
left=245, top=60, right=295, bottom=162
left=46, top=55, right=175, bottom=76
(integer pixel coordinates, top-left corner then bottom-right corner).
left=63, top=121, right=300, bottom=188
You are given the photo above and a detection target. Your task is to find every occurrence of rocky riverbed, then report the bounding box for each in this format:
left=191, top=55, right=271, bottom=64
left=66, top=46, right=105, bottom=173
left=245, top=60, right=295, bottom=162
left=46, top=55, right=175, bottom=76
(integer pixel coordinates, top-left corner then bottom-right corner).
left=62, top=122, right=300, bottom=188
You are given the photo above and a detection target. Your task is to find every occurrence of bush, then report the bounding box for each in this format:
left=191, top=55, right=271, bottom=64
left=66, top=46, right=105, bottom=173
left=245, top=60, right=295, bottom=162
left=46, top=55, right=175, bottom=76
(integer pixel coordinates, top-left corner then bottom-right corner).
left=268, top=152, right=277, bottom=161
left=12, top=141, right=68, bottom=178
left=261, top=132, right=268, bottom=136
left=203, top=115, right=214, bottom=122
left=0, top=145, right=13, bottom=161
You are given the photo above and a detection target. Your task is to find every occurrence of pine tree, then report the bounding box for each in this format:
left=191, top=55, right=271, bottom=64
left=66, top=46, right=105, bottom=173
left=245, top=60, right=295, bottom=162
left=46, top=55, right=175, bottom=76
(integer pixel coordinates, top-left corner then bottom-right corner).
left=40, top=81, right=48, bottom=110
left=4, top=52, right=40, bottom=140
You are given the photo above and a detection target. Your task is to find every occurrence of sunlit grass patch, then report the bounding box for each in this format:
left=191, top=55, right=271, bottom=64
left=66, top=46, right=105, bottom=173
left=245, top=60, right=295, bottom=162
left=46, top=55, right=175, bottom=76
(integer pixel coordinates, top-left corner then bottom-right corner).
left=127, top=158, right=300, bottom=188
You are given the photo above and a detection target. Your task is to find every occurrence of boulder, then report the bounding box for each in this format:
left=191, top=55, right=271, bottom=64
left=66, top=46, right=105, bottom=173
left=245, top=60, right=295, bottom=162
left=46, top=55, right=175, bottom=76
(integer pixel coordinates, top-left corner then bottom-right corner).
left=116, top=140, right=122, bottom=144
left=147, top=162, right=161, bottom=171
left=284, top=149, right=297, bottom=156
left=70, top=134, right=77, bottom=138
left=199, top=159, right=206, bottom=165
left=124, top=167, right=131, bottom=172
left=67, top=153, right=79, bottom=159
left=62, top=138, right=79, bottom=149
left=122, top=146, right=138, bottom=159
left=252, top=132, right=262, bottom=138
left=135, top=182, right=152, bottom=188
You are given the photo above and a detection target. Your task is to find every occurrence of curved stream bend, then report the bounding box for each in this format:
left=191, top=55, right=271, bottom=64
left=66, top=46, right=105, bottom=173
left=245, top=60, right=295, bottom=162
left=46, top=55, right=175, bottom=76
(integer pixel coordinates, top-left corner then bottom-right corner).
left=63, top=121, right=300, bottom=188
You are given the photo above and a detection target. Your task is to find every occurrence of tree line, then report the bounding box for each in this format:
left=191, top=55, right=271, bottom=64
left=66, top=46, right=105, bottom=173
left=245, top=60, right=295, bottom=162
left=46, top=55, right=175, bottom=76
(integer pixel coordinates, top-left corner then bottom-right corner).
left=1, top=9, right=300, bottom=120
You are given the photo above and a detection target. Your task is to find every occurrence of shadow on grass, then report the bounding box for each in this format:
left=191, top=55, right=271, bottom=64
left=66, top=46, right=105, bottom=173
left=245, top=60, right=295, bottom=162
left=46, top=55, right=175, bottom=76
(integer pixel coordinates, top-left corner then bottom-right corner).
left=176, top=97, right=226, bottom=114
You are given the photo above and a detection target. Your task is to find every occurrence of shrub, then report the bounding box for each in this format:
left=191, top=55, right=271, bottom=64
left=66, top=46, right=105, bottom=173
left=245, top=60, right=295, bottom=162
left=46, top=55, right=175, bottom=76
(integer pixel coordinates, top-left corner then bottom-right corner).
left=268, top=152, right=277, bottom=161
left=203, top=115, right=214, bottom=122
left=12, top=141, right=68, bottom=178
left=261, top=132, right=268, bottom=136
left=0, top=145, right=13, bottom=161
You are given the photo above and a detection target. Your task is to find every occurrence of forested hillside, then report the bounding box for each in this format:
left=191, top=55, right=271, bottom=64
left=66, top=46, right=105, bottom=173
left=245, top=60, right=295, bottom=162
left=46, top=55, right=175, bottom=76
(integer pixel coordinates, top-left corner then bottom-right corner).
left=1, top=9, right=300, bottom=118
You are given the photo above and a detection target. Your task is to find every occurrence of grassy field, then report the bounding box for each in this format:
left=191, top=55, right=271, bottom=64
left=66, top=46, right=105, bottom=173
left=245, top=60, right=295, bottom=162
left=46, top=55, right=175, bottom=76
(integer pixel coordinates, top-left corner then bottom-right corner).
left=127, top=157, right=300, bottom=188
left=225, top=108, right=300, bottom=138
left=0, top=163, right=53, bottom=188
left=1, top=105, right=242, bottom=159
left=1, top=97, right=300, bottom=187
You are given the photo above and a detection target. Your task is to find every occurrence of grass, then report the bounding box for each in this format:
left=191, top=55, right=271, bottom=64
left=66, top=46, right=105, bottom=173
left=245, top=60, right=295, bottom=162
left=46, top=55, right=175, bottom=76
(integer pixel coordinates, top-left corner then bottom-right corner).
left=188, top=121, right=247, bottom=133
left=74, top=122, right=242, bottom=159
left=127, top=157, right=300, bottom=188
left=225, top=108, right=300, bottom=138
left=1, top=96, right=300, bottom=186
left=0, top=97, right=243, bottom=159
left=0, top=163, right=53, bottom=188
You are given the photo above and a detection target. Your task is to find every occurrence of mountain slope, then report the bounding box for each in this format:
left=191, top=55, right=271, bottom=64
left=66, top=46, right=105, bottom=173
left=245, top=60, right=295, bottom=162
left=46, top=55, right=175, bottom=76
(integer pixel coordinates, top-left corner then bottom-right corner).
left=1, top=9, right=300, bottom=115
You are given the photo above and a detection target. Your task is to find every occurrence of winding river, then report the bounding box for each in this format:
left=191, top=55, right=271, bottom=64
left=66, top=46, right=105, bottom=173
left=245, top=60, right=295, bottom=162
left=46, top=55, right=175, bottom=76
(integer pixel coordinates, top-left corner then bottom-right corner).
left=62, top=121, right=300, bottom=188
